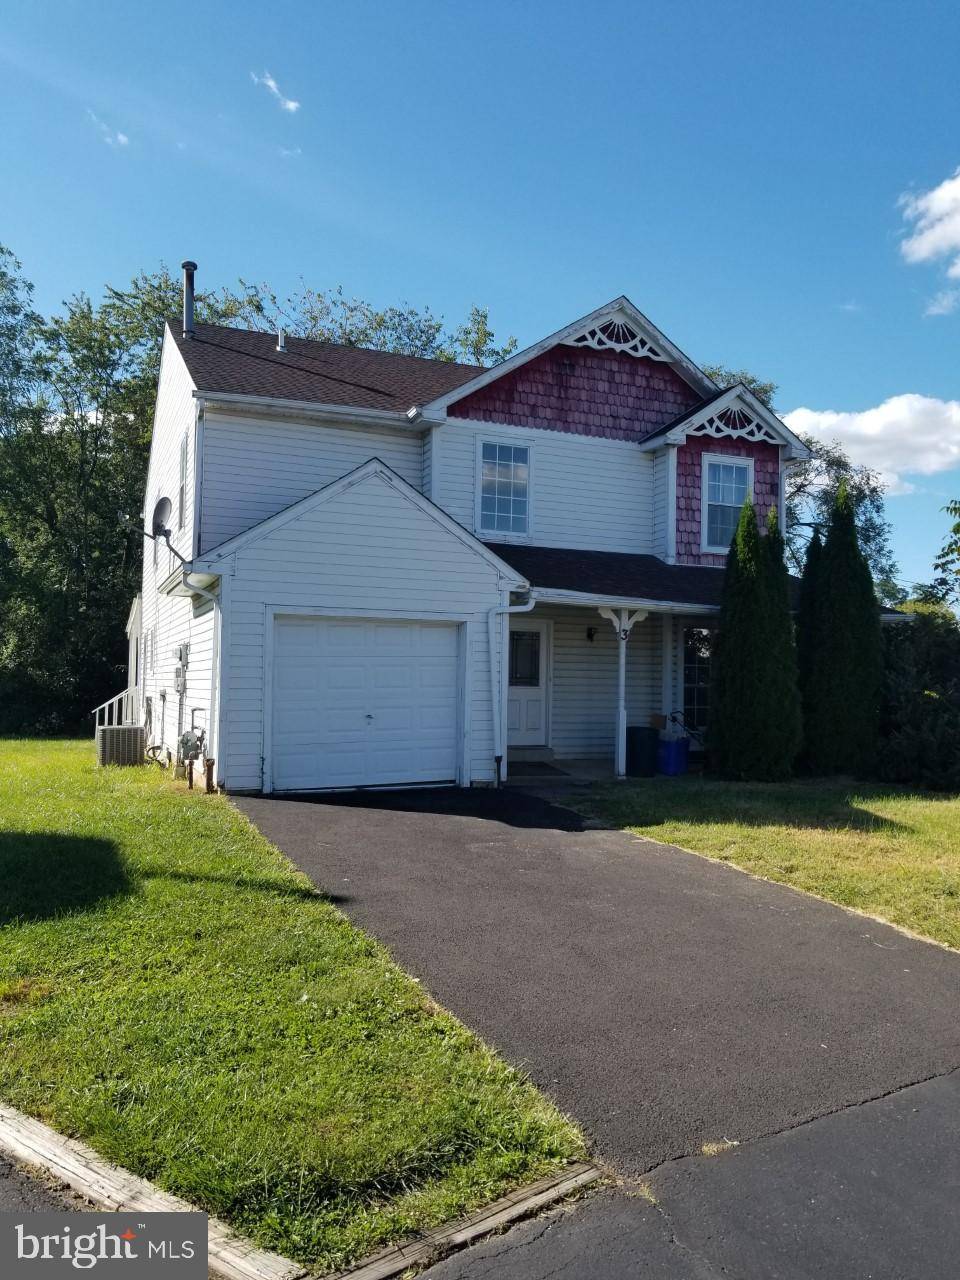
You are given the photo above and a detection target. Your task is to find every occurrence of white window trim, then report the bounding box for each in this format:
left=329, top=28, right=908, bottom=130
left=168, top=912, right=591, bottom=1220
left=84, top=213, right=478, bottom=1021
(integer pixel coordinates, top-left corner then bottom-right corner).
left=178, top=433, right=188, bottom=530
left=700, top=451, right=755, bottom=554
left=474, top=435, right=533, bottom=543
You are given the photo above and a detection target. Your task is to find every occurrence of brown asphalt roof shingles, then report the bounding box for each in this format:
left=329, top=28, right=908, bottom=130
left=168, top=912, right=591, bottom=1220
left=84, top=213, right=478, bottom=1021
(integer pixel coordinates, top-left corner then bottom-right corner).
left=484, top=542, right=796, bottom=609
left=169, top=321, right=482, bottom=412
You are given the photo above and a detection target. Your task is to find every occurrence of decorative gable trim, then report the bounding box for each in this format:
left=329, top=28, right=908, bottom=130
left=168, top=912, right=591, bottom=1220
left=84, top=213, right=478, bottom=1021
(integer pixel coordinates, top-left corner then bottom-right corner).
left=417, top=295, right=718, bottom=419
left=688, top=404, right=780, bottom=445
left=637, top=385, right=810, bottom=460
left=565, top=315, right=670, bottom=362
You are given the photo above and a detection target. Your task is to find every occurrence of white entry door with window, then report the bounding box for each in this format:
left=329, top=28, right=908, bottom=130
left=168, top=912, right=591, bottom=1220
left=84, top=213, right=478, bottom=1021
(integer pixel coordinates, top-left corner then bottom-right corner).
left=507, top=620, right=550, bottom=747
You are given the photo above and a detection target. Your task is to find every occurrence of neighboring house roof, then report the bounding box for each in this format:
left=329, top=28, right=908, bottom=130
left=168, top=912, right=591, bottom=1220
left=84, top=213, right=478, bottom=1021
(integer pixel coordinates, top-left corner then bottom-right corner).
left=168, top=322, right=481, bottom=413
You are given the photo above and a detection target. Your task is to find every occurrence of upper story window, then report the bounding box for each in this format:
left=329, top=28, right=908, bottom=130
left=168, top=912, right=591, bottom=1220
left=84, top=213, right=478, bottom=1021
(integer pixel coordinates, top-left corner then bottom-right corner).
left=701, top=454, right=753, bottom=553
left=479, top=441, right=529, bottom=536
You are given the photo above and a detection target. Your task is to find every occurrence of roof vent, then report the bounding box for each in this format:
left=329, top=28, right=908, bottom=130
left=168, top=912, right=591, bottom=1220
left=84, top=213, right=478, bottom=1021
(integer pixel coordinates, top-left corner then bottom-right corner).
left=181, top=260, right=197, bottom=339
left=276, top=327, right=286, bottom=352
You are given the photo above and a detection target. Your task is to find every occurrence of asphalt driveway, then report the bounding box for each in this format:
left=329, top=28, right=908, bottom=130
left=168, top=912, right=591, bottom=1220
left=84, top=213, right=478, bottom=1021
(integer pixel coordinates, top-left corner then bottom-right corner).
left=235, top=786, right=960, bottom=1176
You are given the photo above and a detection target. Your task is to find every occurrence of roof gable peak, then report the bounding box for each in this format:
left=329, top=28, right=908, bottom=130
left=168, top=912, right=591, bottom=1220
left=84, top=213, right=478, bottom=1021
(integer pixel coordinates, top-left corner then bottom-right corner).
left=421, top=295, right=718, bottom=418
left=637, top=384, right=811, bottom=459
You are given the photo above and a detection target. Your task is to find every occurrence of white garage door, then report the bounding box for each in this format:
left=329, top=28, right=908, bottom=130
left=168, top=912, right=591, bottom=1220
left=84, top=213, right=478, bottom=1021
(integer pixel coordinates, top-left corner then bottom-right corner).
left=271, top=616, right=460, bottom=791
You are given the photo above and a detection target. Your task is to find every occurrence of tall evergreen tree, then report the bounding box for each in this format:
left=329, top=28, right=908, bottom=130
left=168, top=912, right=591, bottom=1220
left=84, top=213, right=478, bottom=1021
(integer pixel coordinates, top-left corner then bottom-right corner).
left=762, top=507, right=803, bottom=769
left=801, top=483, right=882, bottom=774
left=709, top=500, right=799, bottom=780
left=796, top=528, right=823, bottom=763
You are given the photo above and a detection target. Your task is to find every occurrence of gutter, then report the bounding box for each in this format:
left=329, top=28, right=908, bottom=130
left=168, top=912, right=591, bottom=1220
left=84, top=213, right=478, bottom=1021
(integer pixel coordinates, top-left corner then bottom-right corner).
left=178, top=569, right=222, bottom=768
left=195, top=391, right=419, bottom=431
left=532, top=587, right=719, bottom=615
left=488, top=590, right=538, bottom=786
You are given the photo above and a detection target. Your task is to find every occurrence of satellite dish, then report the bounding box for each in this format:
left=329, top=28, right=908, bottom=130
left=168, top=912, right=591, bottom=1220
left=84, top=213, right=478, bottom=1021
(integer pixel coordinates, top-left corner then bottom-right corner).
left=151, top=496, right=173, bottom=538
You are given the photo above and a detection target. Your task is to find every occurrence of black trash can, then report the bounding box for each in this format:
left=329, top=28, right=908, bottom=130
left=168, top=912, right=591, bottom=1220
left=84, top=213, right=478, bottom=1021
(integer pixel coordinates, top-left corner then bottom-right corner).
left=625, top=725, right=659, bottom=777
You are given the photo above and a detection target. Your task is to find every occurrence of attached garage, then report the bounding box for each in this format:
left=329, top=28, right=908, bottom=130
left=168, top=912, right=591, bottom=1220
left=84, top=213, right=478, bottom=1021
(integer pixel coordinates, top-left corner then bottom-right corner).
left=192, top=459, right=527, bottom=793
left=271, top=615, right=461, bottom=791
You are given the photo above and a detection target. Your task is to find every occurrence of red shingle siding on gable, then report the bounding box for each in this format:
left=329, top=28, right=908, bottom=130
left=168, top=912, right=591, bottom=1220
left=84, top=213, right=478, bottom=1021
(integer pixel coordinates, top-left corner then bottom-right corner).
left=676, top=438, right=781, bottom=567
left=447, top=345, right=700, bottom=441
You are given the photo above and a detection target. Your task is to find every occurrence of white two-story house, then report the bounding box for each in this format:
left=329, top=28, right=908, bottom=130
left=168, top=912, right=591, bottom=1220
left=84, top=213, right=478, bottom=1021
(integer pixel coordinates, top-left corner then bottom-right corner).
left=125, top=265, right=808, bottom=792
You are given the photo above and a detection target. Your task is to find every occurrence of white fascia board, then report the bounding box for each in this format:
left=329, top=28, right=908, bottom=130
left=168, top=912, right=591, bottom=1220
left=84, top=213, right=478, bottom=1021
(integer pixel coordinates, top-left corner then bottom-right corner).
left=531, top=587, right=719, bottom=615
left=197, top=456, right=530, bottom=587
left=418, top=295, right=718, bottom=418
left=124, top=594, right=142, bottom=635
left=195, top=391, right=416, bottom=431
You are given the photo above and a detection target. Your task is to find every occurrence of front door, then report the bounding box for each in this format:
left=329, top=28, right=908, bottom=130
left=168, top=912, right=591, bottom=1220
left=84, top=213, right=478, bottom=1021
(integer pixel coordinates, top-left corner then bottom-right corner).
left=507, top=620, right=550, bottom=747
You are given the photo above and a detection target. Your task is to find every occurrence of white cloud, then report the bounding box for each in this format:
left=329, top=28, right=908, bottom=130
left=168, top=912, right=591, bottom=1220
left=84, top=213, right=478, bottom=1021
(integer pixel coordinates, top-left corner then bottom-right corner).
left=278, top=145, right=302, bottom=158
left=87, top=110, right=129, bottom=147
left=837, top=300, right=861, bottom=313
left=925, top=288, right=960, bottom=317
left=250, top=70, right=300, bottom=113
left=900, top=167, right=960, bottom=314
left=784, top=395, right=960, bottom=494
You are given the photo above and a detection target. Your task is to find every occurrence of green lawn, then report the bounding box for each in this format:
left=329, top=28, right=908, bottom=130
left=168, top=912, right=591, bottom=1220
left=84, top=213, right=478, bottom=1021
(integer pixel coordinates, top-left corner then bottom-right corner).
left=0, top=741, right=582, bottom=1273
left=592, top=776, right=960, bottom=949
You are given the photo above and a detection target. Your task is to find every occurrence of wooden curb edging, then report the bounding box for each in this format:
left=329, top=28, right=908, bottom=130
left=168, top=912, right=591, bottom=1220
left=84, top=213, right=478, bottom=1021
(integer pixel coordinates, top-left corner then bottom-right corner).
left=0, top=1103, right=602, bottom=1280
left=0, top=1104, right=306, bottom=1280
left=328, top=1161, right=602, bottom=1280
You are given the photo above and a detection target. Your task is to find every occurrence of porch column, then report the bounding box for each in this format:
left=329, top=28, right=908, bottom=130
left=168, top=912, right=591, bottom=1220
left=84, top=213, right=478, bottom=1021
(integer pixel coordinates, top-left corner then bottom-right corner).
left=599, top=607, right=648, bottom=779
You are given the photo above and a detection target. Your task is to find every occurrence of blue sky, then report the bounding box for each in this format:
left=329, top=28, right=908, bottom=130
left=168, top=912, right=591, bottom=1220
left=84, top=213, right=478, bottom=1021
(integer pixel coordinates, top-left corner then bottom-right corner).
left=2, top=0, right=958, bottom=588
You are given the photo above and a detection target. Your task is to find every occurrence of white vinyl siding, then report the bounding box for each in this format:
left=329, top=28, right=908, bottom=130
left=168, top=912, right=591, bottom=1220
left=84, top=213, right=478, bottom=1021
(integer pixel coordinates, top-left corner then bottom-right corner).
left=139, top=333, right=214, bottom=758
left=199, top=412, right=423, bottom=553
left=219, top=468, right=505, bottom=792
left=437, top=418, right=656, bottom=553
left=528, top=605, right=664, bottom=758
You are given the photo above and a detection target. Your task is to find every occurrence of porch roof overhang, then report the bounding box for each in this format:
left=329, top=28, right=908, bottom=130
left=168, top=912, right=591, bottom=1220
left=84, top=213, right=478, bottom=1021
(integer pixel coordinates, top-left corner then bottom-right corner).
left=488, top=542, right=907, bottom=621
left=485, top=543, right=733, bottom=613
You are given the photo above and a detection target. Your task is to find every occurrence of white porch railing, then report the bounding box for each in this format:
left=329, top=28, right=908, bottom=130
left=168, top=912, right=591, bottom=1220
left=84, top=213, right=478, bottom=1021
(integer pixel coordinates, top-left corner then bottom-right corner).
left=92, top=689, right=140, bottom=734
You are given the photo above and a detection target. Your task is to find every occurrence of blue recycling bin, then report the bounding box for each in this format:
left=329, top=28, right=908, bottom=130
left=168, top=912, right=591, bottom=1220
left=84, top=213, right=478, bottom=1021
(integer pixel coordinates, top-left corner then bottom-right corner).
left=657, top=736, right=689, bottom=776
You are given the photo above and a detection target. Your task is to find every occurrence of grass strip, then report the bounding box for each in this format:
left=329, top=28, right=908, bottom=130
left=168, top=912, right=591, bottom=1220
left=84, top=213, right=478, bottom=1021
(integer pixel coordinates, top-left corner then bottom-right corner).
left=593, top=776, right=960, bottom=949
left=0, top=740, right=582, bottom=1273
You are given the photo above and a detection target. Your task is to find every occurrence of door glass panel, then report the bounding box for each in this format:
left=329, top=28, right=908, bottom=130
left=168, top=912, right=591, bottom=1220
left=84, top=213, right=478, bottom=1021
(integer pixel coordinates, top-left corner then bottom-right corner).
left=682, top=627, right=713, bottom=731
left=509, top=631, right=540, bottom=687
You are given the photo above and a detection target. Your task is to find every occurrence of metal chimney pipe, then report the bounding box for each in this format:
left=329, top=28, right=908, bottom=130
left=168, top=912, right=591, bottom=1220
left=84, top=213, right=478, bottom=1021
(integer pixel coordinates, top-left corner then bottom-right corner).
left=181, top=260, right=197, bottom=339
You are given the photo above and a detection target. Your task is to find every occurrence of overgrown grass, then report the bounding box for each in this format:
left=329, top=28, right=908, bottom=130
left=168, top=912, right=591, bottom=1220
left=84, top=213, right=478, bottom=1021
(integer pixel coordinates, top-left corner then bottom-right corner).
left=592, top=776, right=960, bottom=949
left=0, top=741, right=582, bottom=1272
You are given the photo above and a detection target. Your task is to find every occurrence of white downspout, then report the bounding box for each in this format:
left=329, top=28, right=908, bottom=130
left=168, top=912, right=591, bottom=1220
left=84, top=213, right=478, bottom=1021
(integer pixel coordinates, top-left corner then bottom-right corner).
left=488, top=589, right=537, bottom=786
